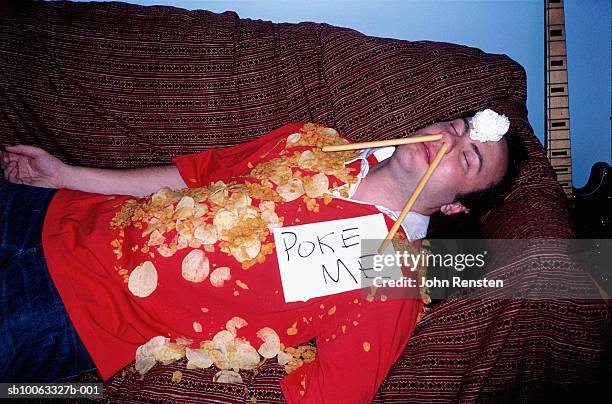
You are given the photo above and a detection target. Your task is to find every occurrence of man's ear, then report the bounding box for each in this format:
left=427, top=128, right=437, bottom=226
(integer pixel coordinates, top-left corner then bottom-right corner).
left=440, top=202, right=470, bottom=215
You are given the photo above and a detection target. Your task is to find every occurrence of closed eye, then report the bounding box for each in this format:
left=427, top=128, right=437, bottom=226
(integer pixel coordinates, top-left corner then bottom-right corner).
left=463, top=151, right=469, bottom=168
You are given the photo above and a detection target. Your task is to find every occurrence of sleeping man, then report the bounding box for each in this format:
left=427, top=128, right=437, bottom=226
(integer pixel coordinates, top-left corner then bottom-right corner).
left=0, top=112, right=523, bottom=402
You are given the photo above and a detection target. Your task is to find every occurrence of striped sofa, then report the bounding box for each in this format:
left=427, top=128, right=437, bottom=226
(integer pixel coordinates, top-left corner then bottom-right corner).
left=1, top=1, right=609, bottom=402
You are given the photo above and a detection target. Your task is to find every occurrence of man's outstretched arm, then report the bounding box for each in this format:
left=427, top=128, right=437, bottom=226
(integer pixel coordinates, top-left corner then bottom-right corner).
left=0, top=145, right=186, bottom=197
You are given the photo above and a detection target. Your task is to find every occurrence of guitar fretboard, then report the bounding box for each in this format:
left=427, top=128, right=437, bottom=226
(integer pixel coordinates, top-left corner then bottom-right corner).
left=545, top=0, right=572, bottom=196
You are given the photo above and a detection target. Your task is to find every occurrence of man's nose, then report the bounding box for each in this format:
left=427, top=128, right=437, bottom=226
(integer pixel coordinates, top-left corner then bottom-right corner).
left=438, top=124, right=463, bottom=153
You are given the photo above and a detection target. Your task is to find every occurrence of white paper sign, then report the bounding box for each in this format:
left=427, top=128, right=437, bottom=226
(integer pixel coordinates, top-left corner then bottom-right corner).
left=273, top=213, right=400, bottom=302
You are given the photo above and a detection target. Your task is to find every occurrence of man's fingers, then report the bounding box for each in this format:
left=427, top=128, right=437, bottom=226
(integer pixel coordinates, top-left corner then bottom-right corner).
left=7, top=164, right=19, bottom=184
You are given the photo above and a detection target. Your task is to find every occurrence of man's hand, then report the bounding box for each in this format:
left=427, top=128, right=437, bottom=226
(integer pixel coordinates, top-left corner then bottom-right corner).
left=1, top=145, right=66, bottom=188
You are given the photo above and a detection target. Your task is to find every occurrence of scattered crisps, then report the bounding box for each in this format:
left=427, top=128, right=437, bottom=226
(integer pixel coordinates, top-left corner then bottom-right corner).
left=186, top=347, right=214, bottom=369
left=277, top=178, right=305, bottom=202
left=128, top=261, right=158, bottom=298
left=194, top=223, right=218, bottom=245
left=171, top=370, right=183, bottom=383
left=135, top=336, right=168, bottom=375
left=135, top=336, right=185, bottom=375
left=229, top=237, right=261, bottom=263
left=286, top=321, right=298, bottom=336
left=286, top=133, right=301, bottom=145
left=303, top=173, right=329, bottom=198
left=210, top=266, right=231, bottom=287
left=181, top=249, right=210, bottom=283
left=226, top=316, right=248, bottom=336
left=213, top=370, right=243, bottom=384
left=277, top=351, right=292, bottom=366
left=256, top=327, right=281, bottom=358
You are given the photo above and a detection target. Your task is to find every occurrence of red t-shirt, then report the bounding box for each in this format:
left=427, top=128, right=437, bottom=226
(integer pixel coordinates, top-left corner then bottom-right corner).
left=42, top=122, right=423, bottom=403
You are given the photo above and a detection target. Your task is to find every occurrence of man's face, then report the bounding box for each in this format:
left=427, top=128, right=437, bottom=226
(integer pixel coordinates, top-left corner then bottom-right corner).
left=391, top=117, right=509, bottom=214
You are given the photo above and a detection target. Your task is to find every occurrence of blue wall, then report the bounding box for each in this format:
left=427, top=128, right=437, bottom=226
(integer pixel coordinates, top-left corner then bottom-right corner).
left=67, top=0, right=611, bottom=187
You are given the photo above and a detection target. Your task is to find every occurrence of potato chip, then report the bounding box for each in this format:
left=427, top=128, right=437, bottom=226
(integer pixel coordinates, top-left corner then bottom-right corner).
left=304, top=173, right=329, bottom=198
left=135, top=335, right=175, bottom=375
left=363, top=341, right=371, bottom=352
left=227, top=192, right=252, bottom=210
left=174, top=196, right=195, bottom=219
left=177, top=235, right=190, bottom=250
left=210, top=266, right=231, bottom=287
left=209, top=188, right=229, bottom=206
left=186, top=347, right=214, bottom=369
left=194, top=202, right=208, bottom=218
left=237, top=206, right=259, bottom=218
left=209, top=349, right=231, bottom=370
left=135, top=354, right=156, bottom=375
left=213, top=370, right=243, bottom=384
left=141, top=336, right=169, bottom=355
left=228, top=339, right=260, bottom=370
left=155, top=342, right=185, bottom=365
left=286, top=133, right=301, bottom=145
left=284, top=358, right=304, bottom=374
left=176, top=195, right=195, bottom=211
left=141, top=218, right=161, bottom=237
left=194, top=223, right=218, bottom=245
left=128, top=261, right=158, bottom=298
left=276, top=178, right=304, bottom=202
left=230, top=238, right=261, bottom=263
left=298, top=150, right=316, bottom=170
left=148, top=229, right=165, bottom=246
left=193, top=321, right=203, bottom=333
left=176, top=337, right=193, bottom=346
left=151, top=187, right=181, bottom=205
left=256, top=327, right=281, bottom=358
left=226, top=316, right=248, bottom=336
left=277, top=350, right=292, bottom=366
left=235, top=280, right=249, bottom=290
left=171, top=370, right=183, bottom=383
left=213, top=330, right=235, bottom=352
left=286, top=321, right=298, bottom=336
left=200, top=340, right=215, bottom=351
left=258, top=200, right=275, bottom=212
left=213, top=209, right=238, bottom=238
left=181, top=249, right=210, bottom=283
left=188, top=239, right=203, bottom=249
left=176, top=218, right=194, bottom=239
left=261, top=210, right=281, bottom=229
left=269, top=166, right=293, bottom=185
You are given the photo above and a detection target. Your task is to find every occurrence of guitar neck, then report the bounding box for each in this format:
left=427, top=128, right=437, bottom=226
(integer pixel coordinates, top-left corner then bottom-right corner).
left=545, top=0, right=572, bottom=197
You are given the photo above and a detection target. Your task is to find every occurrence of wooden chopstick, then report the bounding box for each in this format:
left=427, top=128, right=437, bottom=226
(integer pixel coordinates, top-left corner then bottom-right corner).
left=322, top=134, right=443, bottom=152
left=378, top=142, right=449, bottom=254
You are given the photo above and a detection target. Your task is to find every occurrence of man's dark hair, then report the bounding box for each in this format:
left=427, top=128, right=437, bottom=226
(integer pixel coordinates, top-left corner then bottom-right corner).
left=454, top=129, right=528, bottom=214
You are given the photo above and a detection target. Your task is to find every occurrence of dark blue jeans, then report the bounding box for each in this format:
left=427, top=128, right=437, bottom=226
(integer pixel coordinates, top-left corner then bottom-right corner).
left=0, top=179, right=96, bottom=382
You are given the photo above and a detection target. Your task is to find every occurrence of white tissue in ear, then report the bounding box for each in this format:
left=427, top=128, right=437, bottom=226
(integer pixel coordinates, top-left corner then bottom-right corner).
left=469, top=109, right=510, bottom=142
